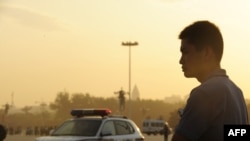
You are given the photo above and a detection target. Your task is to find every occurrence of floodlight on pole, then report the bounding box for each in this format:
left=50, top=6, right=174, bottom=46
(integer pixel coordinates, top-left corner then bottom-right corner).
left=121, top=41, right=138, bottom=118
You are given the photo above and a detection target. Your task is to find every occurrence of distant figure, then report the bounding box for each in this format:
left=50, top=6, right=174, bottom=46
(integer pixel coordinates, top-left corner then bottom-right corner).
left=163, top=123, right=171, bottom=141
left=114, top=88, right=127, bottom=113
left=0, top=124, right=7, bottom=141
left=4, top=104, right=9, bottom=115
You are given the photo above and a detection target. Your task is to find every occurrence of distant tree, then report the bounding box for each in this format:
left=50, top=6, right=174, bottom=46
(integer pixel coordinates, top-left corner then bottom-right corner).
left=5, top=93, right=249, bottom=134
left=50, top=91, right=72, bottom=124
left=21, top=106, right=32, bottom=114
left=71, top=93, right=88, bottom=108
left=102, top=97, right=117, bottom=110
left=71, top=93, right=94, bottom=108
left=167, top=100, right=185, bottom=130
left=168, top=109, right=181, bottom=130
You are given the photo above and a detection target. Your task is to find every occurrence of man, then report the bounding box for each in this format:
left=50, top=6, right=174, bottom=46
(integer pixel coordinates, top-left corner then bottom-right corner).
left=163, top=122, right=171, bottom=141
left=114, top=87, right=127, bottom=113
left=0, top=124, right=7, bottom=141
left=172, top=21, right=249, bottom=141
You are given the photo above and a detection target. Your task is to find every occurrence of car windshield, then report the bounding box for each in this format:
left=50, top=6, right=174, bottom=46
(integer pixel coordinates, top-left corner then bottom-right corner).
left=52, top=119, right=102, bottom=136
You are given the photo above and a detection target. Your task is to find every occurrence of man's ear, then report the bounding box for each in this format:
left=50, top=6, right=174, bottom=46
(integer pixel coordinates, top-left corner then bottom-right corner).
left=203, top=46, right=214, bottom=61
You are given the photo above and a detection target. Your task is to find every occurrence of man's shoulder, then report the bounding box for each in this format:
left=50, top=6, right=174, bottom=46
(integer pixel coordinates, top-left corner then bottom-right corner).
left=200, top=76, right=237, bottom=90
left=190, top=78, right=229, bottom=97
left=191, top=76, right=243, bottom=102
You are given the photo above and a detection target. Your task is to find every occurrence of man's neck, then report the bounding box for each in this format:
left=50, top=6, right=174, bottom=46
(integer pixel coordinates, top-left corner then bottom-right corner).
left=197, top=65, right=221, bottom=83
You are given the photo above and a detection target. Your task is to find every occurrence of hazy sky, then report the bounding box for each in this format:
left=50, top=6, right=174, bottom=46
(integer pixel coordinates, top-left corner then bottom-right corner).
left=1, top=0, right=250, bottom=107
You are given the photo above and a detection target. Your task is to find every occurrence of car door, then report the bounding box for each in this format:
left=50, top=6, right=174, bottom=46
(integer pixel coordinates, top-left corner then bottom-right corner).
left=113, top=120, right=135, bottom=141
left=101, top=120, right=135, bottom=141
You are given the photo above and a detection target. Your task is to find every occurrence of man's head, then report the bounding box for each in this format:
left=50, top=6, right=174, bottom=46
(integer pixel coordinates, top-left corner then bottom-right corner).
left=178, top=21, right=224, bottom=82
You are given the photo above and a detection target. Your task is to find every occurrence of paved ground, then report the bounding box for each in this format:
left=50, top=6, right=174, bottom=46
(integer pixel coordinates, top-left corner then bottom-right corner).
left=5, top=134, right=173, bottom=141
left=5, top=135, right=37, bottom=141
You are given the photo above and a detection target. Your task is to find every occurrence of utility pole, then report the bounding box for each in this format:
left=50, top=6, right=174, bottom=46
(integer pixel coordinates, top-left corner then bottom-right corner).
left=121, top=41, right=138, bottom=118
left=11, top=92, right=14, bottom=107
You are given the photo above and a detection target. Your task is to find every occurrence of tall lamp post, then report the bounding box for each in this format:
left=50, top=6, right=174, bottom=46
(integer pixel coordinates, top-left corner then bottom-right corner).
left=121, top=41, right=138, bottom=118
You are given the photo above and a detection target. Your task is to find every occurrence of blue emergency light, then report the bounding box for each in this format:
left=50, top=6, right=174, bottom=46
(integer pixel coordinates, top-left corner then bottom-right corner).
left=71, top=108, right=112, bottom=117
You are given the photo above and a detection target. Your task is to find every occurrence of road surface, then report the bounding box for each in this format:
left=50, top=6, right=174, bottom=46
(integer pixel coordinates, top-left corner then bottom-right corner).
left=5, top=134, right=173, bottom=141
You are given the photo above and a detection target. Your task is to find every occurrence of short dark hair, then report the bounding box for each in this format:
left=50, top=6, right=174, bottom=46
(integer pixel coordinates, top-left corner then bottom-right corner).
left=179, top=20, right=224, bottom=62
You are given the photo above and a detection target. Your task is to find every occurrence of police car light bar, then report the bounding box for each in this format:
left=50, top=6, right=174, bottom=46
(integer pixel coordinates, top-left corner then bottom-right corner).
left=71, top=108, right=112, bottom=117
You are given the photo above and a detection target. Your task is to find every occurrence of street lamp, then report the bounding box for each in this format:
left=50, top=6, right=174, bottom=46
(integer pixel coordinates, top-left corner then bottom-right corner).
left=121, top=41, right=138, bottom=118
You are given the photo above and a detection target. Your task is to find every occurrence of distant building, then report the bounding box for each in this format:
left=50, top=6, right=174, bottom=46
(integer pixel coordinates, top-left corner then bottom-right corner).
left=7, top=106, right=23, bottom=114
left=7, top=105, right=54, bottom=115
left=132, top=85, right=140, bottom=100
left=164, top=95, right=183, bottom=104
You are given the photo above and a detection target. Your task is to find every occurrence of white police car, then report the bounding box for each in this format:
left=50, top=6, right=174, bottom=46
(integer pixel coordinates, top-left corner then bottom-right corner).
left=35, top=108, right=144, bottom=141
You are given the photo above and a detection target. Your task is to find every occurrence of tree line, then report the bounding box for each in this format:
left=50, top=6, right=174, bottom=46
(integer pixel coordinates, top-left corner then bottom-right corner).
left=1, top=91, right=250, bottom=134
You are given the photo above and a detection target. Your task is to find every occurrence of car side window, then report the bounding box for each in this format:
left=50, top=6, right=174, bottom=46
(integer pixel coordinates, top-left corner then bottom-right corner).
left=101, top=121, right=116, bottom=136
left=114, top=120, right=134, bottom=135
